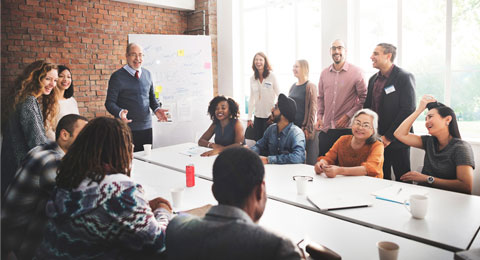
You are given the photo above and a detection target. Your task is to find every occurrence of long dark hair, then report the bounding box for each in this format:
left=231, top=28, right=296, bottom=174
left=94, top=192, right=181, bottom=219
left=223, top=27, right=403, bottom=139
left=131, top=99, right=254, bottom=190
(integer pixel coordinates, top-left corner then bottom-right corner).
left=56, top=117, right=134, bottom=189
left=207, top=95, right=239, bottom=123
left=252, top=52, right=271, bottom=80
left=58, top=65, right=74, bottom=99
left=427, top=102, right=461, bottom=139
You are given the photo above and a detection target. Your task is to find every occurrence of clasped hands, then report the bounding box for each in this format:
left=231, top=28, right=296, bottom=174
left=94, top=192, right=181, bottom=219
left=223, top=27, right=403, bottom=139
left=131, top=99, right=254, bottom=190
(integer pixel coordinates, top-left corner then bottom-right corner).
left=314, top=159, right=342, bottom=178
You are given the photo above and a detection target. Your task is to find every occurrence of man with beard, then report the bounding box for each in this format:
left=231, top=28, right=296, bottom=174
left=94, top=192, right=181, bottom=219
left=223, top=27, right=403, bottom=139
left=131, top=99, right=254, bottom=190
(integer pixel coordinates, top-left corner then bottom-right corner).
left=364, top=43, right=416, bottom=180
left=251, top=94, right=306, bottom=164
left=315, top=39, right=367, bottom=157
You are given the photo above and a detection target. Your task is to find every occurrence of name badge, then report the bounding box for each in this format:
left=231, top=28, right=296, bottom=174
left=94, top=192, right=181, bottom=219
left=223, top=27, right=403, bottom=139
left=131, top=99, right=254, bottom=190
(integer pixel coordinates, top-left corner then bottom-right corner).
left=384, top=85, right=395, bottom=94
left=264, top=82, right=272, bottom=88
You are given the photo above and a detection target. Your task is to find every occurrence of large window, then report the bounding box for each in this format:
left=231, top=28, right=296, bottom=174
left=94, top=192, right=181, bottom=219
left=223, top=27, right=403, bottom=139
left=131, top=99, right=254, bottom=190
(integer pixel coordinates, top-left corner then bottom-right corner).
left=236, top=0, right=480, bottom=140
left=239, top=0, right=322, bottom=115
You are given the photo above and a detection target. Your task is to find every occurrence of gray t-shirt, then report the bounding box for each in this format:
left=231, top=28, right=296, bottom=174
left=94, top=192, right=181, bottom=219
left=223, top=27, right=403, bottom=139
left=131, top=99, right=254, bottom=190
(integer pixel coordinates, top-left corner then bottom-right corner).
left=288, top=81, right=307, bottom=128
left=421, top=135, right=475, bottom=180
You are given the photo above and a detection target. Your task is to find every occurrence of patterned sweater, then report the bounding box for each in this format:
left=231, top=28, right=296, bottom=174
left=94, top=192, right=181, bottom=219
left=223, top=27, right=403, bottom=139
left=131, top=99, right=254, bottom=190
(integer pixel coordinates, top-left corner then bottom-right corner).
left=34, top=173, right=171, bottom=259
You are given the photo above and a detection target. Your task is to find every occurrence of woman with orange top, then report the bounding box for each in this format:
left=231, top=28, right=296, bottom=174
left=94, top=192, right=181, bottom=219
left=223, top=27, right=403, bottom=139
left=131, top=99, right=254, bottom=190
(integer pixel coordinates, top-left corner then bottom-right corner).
left=314, top=108, right=384, bottom=178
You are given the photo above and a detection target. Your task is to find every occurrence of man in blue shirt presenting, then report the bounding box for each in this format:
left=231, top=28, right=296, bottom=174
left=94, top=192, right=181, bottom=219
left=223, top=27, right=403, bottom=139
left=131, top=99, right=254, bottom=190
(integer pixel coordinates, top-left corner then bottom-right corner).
left=251, top=94, right=306, bottom=164
left=105, top=43, right=167, bottom=151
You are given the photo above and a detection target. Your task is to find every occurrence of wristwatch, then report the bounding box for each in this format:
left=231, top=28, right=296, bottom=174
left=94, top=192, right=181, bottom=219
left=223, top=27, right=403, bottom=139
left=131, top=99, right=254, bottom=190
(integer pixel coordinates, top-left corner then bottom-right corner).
left=427, top=176, right=435, bottom=184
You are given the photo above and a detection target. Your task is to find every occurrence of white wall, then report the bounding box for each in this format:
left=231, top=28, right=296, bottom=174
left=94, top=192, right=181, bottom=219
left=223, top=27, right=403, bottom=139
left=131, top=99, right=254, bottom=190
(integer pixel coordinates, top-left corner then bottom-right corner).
left=320, top=0, right=348, bottom=68
left=217, top=0, right=237, bottom=97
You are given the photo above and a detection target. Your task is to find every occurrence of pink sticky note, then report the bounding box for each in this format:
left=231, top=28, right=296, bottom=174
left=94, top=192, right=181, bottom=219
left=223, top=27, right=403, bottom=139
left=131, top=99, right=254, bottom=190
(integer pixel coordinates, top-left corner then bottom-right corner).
left=204, top=62, right=211, bottom=69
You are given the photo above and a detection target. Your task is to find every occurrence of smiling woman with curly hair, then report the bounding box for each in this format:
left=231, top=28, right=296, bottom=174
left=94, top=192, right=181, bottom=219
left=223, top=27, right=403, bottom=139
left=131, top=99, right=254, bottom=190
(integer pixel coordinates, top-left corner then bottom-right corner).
left=1, top=60, right=58, bottom=195
left=198, top=95, right=245, bottom=157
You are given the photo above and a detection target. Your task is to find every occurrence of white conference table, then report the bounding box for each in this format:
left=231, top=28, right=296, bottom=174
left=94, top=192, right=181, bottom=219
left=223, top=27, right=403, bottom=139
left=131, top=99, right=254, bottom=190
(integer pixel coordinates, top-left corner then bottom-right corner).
left=263, top=164, right=480, bottom=252
left=131, top=159, right=454, bottom=259
left=135, top=143, right=215, bottom=180
left=134, top=143, right=480, bottom=252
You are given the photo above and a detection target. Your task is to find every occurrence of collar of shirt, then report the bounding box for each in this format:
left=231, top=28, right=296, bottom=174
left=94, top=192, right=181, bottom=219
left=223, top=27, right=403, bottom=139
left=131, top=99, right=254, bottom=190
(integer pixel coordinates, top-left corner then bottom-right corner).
left=278, top=122, right=294, bottom=136
left=377, top=64, right=394, bottom=79
left=55, top=143, right=65, bottom=157
left=123, top=64, right=142, bottom=78
left=329, top=62, right=350, bottom=73
left=205, top=204, right=253, bottom=224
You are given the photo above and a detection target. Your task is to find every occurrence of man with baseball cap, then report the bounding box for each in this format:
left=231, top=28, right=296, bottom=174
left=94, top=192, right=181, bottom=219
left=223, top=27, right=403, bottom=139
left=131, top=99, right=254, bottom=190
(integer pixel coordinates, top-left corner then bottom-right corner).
left=251, top=94, right=306, bottom=164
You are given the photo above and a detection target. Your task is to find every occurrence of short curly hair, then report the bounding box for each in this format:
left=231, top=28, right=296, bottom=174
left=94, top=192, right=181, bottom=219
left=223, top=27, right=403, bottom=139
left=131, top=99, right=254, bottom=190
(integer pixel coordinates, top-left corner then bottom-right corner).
left=207, top=95, right=239, bottom=123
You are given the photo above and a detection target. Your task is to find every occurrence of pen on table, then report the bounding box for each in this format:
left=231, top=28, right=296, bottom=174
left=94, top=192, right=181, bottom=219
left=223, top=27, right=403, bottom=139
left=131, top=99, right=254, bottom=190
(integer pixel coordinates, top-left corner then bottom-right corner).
left=396, top=188, right=402, bottom=195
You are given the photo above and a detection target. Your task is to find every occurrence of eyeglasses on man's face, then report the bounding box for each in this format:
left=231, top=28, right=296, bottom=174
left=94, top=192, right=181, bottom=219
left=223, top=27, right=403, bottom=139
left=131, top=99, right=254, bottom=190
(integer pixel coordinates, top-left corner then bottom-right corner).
left=330, top=46, right=345, bottom=51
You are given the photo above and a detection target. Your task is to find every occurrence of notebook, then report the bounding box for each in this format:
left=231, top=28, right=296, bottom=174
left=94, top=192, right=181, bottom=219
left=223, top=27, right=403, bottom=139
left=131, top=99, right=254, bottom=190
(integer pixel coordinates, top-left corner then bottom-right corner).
left=307, top=192, right=374, bottom=211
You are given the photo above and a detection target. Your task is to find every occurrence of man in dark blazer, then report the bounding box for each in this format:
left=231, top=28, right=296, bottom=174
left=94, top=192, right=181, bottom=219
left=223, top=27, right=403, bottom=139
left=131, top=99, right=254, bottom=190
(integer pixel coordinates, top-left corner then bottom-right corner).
left=166, top=147, right=301, bottom=260
left=364, top=43, right=416, bottom=181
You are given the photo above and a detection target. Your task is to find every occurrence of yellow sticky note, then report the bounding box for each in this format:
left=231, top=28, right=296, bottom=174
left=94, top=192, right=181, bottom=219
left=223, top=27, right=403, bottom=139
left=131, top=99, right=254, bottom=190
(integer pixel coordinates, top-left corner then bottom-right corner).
left=155, top=92, right=159, bottom=98
left=177, top=49, right=184, bottom=56
left=155, top=86, right=163, bottom=93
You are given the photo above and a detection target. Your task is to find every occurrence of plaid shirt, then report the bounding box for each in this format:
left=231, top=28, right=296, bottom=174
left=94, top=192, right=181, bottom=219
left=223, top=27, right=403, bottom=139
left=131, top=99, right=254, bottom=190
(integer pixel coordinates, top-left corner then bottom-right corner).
left=1, top=141, right=64, bottom=260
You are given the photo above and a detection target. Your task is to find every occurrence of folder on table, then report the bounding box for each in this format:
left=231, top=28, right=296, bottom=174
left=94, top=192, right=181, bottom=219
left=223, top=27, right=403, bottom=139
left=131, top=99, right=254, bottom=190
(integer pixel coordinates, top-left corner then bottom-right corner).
left=307, top=193, right=373, bottom=211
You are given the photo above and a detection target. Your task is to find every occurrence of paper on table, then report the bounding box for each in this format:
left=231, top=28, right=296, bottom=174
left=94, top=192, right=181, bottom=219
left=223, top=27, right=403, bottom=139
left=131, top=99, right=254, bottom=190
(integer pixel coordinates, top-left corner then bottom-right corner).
left=307, top=192, right=374, bottom=211
left=179, top=146, right=211, bottom=157
left=372, top=185, right=428, bottom=204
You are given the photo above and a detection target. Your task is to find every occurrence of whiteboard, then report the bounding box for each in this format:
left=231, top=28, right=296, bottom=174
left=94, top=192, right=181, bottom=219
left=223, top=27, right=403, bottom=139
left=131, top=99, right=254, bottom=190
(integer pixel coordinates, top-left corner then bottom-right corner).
left=129, top=34, right=213, bottom=147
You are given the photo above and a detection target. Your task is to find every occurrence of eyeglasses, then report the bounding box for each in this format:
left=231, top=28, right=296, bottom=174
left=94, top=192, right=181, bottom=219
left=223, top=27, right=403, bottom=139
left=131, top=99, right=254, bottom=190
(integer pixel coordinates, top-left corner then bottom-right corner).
left=353, top=121, right=372, bottom=129
left=128, top=53, right=144, bottom=58
left=330, top=46, right=345, bottom=51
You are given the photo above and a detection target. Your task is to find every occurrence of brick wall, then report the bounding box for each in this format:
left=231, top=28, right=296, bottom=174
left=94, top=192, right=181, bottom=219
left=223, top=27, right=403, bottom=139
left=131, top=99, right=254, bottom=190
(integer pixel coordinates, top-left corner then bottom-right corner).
left=1, top=0, right=188, bottom=119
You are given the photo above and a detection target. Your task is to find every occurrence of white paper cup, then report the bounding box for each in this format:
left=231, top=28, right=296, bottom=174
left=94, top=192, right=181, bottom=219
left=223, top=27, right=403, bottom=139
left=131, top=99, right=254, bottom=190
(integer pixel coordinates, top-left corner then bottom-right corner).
left=171, top=187, right=184, bottom=208
left=404, top=194, right=428, bottom=219
left=143, top=144, right=152, bottom=156
left=293, top=176, right=313, bottom=195
left=377, top=241, right=399, bottom=260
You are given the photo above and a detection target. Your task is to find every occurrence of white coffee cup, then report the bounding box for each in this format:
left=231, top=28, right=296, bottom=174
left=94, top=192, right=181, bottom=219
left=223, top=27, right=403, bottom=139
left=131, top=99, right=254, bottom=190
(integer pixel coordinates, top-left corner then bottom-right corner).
left=377, top=241, right=399, bottom=260
left=171, top=187, right=184, bottom=208
left=143, top=144, right=152, bottom=156
left=293, top=176, right=313, bottom=195
left=404, top=194, right=428, bottom=219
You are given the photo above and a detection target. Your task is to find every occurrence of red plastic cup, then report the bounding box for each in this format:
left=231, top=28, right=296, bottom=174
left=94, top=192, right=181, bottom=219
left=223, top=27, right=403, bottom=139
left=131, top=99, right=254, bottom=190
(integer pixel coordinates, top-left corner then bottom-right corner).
left=186, top=164, right=195, bottom=187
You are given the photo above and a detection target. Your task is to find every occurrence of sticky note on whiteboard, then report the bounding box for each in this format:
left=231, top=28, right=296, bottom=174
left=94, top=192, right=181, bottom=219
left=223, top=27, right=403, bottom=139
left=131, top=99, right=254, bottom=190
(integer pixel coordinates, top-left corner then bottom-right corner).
left=177, top=49, right=184, bottom=56
left=204, top=62, right=211, bottom=69
left=155, top=86, right=163, bottom=93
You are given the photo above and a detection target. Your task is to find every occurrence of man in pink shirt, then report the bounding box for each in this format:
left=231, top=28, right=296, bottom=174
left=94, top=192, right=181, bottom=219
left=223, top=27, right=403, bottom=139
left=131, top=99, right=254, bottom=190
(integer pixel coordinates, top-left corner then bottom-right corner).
left=315, top=39, right=367, bottom=157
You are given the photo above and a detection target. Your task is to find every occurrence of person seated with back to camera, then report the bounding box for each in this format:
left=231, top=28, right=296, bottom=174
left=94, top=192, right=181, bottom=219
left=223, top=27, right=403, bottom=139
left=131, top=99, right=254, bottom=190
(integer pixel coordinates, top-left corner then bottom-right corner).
left=251, top=94, right=306, bottom=164
left=165, top=147, right=301, bottom=260
left=34, top=117, right=173, bottom=259
left=314, top=108, right=384, bottom=178
left=394, top=94, right=475, bottom=194
left=198, top=95, right=245, bottom=157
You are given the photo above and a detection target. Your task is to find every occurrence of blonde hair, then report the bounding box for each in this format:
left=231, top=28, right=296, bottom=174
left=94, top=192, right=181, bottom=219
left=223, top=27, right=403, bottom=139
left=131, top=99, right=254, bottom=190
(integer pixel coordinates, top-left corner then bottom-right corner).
left=296, top=60, right=309, bottom=80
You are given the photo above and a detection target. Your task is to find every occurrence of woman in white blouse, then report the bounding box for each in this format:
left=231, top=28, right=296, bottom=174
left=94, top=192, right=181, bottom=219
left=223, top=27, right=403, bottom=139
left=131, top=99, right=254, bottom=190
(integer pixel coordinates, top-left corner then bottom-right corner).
left=45, top=65, right=80, bottom=140
left=57, top=65, right=80, bottom=119
left=247, top=52, right=280, bottom=141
